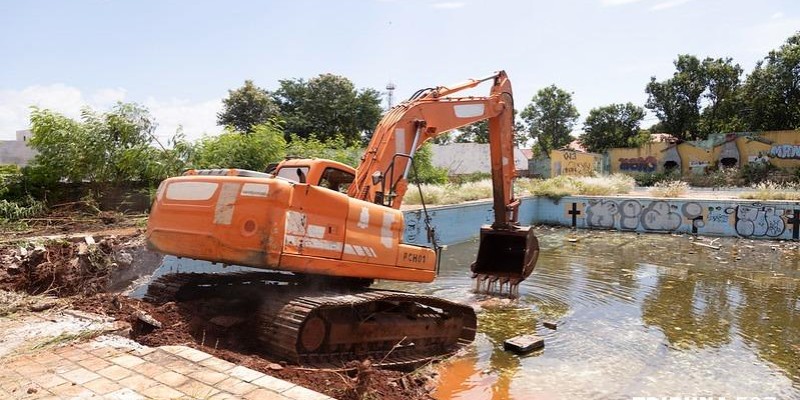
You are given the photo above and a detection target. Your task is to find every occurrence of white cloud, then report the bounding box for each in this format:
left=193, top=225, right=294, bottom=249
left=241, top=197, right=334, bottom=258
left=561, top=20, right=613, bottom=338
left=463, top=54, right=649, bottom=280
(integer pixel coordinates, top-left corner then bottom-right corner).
left=0, top=84, right=222, bottom=143
left=771, top=12, right=784, bottom=19
left=601, top=0, right=644, bottom=6
left=651, top=0, right=692, bottom=11
left=432, top=2, right=465, bottom=9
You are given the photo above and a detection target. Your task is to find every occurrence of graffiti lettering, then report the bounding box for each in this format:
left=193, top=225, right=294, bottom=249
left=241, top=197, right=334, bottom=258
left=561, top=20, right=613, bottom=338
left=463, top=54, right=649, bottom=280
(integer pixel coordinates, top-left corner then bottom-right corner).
left=563, top=151, right=577, bottom=160
left=726, top=205, right=786, bottom=237
left=619, top=156, right=657, bottom=172
left=563, top=161, right=592, bottom=176
left=768, top=144, right=800, bottom=159
left=583, top=200, right=704, bottom=232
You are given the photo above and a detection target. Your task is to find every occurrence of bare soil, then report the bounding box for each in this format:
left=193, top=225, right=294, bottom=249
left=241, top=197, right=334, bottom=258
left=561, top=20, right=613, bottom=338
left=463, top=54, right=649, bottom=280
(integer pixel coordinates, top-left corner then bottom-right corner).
left=0, top=218, right=436, bottom=400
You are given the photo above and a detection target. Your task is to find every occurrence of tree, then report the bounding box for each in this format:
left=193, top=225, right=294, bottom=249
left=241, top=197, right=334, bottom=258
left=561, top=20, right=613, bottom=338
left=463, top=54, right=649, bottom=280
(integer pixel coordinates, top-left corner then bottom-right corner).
left=273, top=74, right=383, bottom=145
left=580, top=103, right=647, bottom=153
left=28, top=103, right=172, bottom=186
left=741, top=33, right=800, bottom=131
left=520, top=85, right=579, bottom=155
left=700, top=57, right=744, bottom=133
left=192, top=122, right=286, bottom=171
left=217, top=80, right=279, bottom=133
left=284, top=134, right=362, bottom=167
left=454, top=121, right=489, bottom=143
left=645, top=55, right=707, bottom=140
left=646, top=55, right=747, bottom=139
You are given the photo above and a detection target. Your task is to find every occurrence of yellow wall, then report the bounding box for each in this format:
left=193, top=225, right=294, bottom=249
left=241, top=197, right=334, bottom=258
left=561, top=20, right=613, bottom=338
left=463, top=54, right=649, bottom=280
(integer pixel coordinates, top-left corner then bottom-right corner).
left=607, top=130, right=800, bottom=174
left=608, top=142, right=669, bottom=173
left=550, top=150, right=601, bottom=176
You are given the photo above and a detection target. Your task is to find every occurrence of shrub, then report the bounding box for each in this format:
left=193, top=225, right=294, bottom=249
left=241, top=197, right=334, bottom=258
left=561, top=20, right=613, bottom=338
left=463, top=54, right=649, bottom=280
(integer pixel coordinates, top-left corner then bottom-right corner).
left=404, top=180, right=493, bottom=205
left=650, top=180, right=689, bottom=197
left=739, top=181, right=800, bottom=201
left=740, top=162, right=778, bottom=185
left=630, top=170, right=680, bottom=187
left=516, top=174, right=635, bottom=200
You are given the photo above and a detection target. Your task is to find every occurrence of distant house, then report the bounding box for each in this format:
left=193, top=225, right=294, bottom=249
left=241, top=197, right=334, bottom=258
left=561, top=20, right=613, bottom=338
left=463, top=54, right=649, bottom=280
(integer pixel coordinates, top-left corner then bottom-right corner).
left=430, top=143, right=530, bottom=177
left=0, top=130, right=37, bottom=166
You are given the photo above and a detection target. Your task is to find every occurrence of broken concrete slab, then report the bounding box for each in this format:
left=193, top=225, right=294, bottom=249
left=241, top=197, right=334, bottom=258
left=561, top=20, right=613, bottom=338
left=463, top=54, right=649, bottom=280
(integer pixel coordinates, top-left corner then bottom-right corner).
left=503, top=334, right=544, bottom=354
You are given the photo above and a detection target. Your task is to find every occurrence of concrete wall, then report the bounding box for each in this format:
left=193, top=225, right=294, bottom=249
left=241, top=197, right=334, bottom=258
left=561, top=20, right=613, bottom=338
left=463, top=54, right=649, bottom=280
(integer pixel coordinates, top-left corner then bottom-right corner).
left=402, top=196, right=800, bottom=245
left=549, top=150, right=602, bottom=176
left=0, top=129, right=37, bottom=166
left=607, top=130, right=800, bottom=175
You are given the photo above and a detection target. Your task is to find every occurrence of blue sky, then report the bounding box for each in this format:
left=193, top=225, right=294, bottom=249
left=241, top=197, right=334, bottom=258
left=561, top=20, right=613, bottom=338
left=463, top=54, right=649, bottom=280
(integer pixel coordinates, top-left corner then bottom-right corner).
left=1, top=0, right=798, bottom=141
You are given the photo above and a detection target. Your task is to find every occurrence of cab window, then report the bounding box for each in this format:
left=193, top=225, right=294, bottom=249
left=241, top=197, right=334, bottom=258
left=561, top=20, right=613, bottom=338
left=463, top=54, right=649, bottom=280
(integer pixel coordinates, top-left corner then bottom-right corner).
left=277, top=166, right=309, bottom=183
left=318, top=167, right=355, bottom=193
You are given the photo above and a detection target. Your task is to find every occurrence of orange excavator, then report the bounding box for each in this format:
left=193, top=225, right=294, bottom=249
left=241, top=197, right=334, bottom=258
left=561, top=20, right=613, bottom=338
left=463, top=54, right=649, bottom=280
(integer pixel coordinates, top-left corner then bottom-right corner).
left=145, top=71, right=539, bottom=367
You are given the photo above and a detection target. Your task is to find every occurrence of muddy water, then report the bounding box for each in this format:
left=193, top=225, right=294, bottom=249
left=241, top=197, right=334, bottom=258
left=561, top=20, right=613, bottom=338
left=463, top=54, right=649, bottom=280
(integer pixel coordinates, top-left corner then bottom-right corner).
left=376, top=228, right=800, bottom=400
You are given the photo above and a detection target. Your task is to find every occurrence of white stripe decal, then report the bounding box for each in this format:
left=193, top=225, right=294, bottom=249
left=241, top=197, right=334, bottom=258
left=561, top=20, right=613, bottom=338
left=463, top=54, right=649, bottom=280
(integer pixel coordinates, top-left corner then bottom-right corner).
left=381, top=212, right=394, bottom=249
left=241, top=183, right=269, bottom=197
left=213, top=183, right=239, bottom=225
left=166, top=181, right=218, bottom=201
left=307, top=224, right=326, bottom=238
left=285, top=235, right=343, bottom=252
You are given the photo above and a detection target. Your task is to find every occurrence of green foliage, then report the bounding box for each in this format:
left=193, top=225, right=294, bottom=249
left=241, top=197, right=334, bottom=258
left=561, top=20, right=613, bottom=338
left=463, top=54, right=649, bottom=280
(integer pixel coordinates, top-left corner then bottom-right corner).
left=285, top=134, right=362, bottom=167
left=741, top=33, right=800, bottom=131
left=645, top=55, right=707, bottom=140
left=273, top=74, right=383, bottom=145
left=520, top=85, right=579, bottom=155
left=217, top=80, right=280, bottom=133
left=403, top=180, right=493, bottom=205
left=630, top=170, right=681, bottom=186
left=454, top=120, right=489, bottom=143
left=699, top=57, right=745, bottom=133
left=192, top=122, right=286, bottom=171
left=449, top=172, right=492, bottom=184
left=739, top=162, right=778, bottom=185
left=0, top=196, right=47, bottom=222
left=580, top=103, right=647, bottom=153
left=28, top=103, right=175, bottom=187
left=408, top=143, right=448, bottom=184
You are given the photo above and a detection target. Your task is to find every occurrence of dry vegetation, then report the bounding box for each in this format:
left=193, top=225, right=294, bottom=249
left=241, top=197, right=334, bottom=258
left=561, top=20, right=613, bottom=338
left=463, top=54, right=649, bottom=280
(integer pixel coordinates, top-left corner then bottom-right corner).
left=739, top=181, right=800, bottom=201
left=649, top=180, right=690, bottom=198
left=403, top=174, right=636, bottom=205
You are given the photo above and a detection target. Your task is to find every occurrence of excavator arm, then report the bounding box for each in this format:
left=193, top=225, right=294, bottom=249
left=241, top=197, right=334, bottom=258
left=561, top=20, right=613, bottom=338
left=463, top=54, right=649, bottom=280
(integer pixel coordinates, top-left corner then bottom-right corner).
left=348, top=71, right=538, bottom=295
left=348, top=71, right=518, bottom=227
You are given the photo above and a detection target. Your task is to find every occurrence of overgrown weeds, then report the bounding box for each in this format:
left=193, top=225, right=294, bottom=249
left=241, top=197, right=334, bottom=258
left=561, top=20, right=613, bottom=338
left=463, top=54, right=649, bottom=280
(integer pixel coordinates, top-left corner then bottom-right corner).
left=519, top=174, right=635, bottom=200
left=404, top=180, right=493, bottom=205
left=650, top=180, right=689, bottom=197
left=739, top=181, right=800, bottom=201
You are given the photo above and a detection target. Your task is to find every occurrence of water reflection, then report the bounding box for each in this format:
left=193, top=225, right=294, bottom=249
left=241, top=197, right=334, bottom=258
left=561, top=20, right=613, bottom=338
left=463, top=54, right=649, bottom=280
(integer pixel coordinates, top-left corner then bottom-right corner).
left=378, top=228, right=800, bottom=399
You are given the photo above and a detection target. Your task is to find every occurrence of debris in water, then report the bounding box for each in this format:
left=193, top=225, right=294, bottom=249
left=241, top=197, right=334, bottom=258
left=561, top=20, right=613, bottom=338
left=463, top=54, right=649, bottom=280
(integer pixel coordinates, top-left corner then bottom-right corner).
left=503, top=334, right=544, bottom=354
left=543, top=321, right=558, bottom=330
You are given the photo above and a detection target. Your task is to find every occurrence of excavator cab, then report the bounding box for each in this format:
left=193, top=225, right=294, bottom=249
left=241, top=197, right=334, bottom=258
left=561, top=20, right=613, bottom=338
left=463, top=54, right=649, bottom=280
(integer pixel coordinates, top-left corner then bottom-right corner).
left=472, top=225, right=539, bottom=297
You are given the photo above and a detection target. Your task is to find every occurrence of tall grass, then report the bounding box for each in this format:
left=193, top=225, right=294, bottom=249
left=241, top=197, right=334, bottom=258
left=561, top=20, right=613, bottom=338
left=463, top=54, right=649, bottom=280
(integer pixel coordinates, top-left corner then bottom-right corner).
left=403, top=174, right=635, bottom=205
left=739, top=181, right=800, bottom=201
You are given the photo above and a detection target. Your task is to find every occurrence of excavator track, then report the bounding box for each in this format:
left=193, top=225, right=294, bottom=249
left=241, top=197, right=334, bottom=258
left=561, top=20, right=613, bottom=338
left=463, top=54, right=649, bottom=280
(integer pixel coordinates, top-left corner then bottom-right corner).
left=144, top=272, right=476, bottom=369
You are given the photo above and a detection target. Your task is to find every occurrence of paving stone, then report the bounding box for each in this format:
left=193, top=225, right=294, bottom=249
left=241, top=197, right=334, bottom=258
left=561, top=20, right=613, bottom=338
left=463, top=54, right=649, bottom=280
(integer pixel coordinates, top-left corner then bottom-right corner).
left=177, top=379, right=220, bottom=398
left=142, top=348, right=182, bottom=364
left=106, top=387, right=146, bottom=400
left=31, top=352, right=64, bottom=367
left=110, top=354, right=146, bottom=368
left=97, top=364, right=134, bottom=381
left=176, top=346, right=213, bottom=363
left=283, top=385, right=333, bottom=400
left=118, top=374, right=159, bottom=392
left=57, top=346, right=93, bottom=362
left=252, top=374, right=297, bottom=393
left=30, top=372, right=68, bottom=389
left=50, top=382, right=95, bottom=398
left=137, top=362, right=170, bottom=379
left=83, top=376, right=123, bottom=395
left=189, top=369, right=230, bottom=385
left=152, top=371, right=190, bottom=387
left=164, top=358, right=204, bottom=375
left=216, top=377, right=259, bottom=395
left=60, top=366, right=102, bottom=385
left=141, top=383, right=186, bottom=399
left=198, top=356, right=237, bottom=372
left=208, top=392, right=242, bottom=400
left=131, top=346, right=157, bottom=357
left=229, top=365, right=265, bottom=382
left=77, top=354, right=112, bottom=371
left=243, top=388, right=292, bottom=400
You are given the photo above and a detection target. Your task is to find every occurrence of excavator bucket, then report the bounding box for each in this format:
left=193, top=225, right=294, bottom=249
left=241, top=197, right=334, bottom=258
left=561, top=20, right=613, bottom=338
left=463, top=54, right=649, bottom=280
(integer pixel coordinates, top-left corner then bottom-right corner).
left=471, top=225, right=539, bottom=297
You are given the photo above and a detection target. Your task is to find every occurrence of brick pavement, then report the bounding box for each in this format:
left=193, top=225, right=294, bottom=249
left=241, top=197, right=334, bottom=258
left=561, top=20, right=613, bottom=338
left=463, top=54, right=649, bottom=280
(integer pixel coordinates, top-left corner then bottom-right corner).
left=0, top=338, right=333, bottom=400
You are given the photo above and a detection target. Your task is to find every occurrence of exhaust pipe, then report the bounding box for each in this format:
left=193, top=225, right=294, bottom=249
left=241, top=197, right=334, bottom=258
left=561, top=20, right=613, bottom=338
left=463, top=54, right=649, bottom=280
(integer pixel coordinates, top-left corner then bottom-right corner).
left=471, top=225, right=539, bottom=297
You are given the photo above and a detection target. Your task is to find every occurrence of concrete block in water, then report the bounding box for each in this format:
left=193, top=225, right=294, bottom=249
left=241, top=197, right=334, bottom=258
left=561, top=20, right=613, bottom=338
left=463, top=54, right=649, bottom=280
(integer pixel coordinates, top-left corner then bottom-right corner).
left=503, top=334, right=544, bottom=354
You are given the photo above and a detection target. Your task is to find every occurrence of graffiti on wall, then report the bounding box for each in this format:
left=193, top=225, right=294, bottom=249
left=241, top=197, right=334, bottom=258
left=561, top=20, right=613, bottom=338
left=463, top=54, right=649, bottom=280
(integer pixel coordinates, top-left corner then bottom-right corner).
left=580, top=199, right=705, bottom=232
left=566, top=200, right=800, bottom=239
left=619, top=156, right=657, bottom=172
left=768, top=144, right=800, bottom=159
left=725, top=204, right=800, bottom=239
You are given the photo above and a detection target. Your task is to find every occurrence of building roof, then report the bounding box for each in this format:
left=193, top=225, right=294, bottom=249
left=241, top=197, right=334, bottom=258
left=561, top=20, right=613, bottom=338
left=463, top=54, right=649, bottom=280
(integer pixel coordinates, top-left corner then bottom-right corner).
left=431, top=143, right=529, bottom=175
